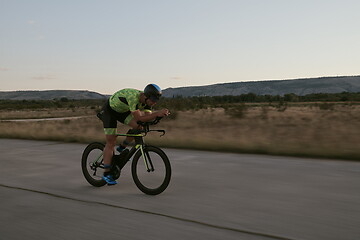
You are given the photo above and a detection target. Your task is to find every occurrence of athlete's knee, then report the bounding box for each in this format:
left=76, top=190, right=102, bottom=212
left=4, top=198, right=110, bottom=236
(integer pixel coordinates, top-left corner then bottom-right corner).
left=128, top=119, right=141, bottom=129
left=105, top=135, right=117, bottom=147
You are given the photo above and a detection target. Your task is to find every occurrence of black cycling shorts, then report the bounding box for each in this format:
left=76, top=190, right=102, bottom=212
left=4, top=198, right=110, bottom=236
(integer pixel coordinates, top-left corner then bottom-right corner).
left=99, top=100, right=131, bottom=133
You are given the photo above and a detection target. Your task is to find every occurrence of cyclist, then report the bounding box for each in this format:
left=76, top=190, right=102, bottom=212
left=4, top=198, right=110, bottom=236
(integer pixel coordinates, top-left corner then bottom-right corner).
left=97, top=84, right=170, bottom=185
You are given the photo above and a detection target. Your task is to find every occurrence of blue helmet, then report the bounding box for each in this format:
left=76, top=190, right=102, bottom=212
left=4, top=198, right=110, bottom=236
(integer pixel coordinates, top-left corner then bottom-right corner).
left=144, top=84, right=162, bottom=102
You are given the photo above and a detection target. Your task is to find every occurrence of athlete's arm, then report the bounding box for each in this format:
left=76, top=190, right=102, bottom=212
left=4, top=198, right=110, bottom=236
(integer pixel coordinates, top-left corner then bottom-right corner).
left=131, top=109, right=169, bottom=122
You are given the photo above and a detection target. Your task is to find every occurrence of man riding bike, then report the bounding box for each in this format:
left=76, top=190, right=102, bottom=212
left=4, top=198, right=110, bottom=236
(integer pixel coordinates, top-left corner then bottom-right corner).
left=98, top=84, right=170, bottom=185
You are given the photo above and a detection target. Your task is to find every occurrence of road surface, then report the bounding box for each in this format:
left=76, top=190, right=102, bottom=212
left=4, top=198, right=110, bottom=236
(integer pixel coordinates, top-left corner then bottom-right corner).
left=0, top=139, right=359, bottom=240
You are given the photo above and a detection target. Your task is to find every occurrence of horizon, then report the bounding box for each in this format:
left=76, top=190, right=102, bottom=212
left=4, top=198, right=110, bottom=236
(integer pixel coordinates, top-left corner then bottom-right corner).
left=1, top=1, right=360, bottom=94
left=1, top=75, right=359, bottom=95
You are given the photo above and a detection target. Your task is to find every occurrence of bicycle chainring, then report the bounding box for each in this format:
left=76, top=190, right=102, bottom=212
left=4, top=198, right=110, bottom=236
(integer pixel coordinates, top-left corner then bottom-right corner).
left=111, top=165, right=121, bottom=180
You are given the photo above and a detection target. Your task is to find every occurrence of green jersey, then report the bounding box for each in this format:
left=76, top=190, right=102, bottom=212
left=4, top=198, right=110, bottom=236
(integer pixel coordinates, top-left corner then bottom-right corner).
left=109, top=88, right=152, bottom=113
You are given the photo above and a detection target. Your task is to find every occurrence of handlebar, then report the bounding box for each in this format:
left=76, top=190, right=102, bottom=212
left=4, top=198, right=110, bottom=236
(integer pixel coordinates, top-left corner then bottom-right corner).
left=126, top=117, right=165, bottom=136
left=137, top=116, right=163, bottom=127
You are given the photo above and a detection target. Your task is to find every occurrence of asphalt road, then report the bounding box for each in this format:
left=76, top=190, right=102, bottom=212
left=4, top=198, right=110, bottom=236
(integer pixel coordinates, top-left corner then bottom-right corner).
left=0, top=139, right=359, bottom=240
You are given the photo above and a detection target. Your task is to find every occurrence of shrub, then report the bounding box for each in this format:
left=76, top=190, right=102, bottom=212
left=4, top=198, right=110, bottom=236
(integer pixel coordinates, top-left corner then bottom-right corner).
left=224, top=103, right=247, bottom=118
left=319, top=103, right=335, bottom=110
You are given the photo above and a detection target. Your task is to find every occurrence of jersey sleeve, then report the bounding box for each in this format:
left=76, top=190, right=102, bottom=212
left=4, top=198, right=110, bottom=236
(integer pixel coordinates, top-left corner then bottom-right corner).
left=127, top=91, right=140, bottom=112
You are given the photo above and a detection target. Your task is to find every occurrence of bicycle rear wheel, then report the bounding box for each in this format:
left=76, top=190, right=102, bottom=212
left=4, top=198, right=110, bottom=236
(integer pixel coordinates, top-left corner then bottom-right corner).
left=131, top=146, right=171, bottom=195
left=81, top=142, right=107, bottom=187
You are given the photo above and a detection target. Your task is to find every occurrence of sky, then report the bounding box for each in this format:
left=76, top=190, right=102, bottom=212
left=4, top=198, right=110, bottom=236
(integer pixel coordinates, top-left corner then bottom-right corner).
left=1, top=0, right=360, bottom=95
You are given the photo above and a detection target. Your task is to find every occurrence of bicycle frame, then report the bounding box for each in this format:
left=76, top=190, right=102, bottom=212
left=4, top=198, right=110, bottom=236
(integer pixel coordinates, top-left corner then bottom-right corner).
left=115, top=122, right=165, bottom=172
left=93, top=130, right=160, bottom=172
left=116, top=132, right=152, bottom=171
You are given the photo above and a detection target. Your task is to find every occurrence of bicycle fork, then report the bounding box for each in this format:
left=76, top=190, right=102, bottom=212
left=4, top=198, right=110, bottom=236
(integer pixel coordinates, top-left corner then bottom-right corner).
left=138, top=145, right=154, bottom=172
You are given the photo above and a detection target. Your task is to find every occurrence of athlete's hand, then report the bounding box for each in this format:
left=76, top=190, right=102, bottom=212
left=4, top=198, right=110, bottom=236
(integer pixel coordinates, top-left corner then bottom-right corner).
left=157, top=109, right=170, bottom=117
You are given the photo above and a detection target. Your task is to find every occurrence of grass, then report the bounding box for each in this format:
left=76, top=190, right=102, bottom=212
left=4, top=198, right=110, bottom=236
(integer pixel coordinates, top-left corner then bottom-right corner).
left=1, top=103, right=359, bottom=160
left=0, top=107, right=97, bottom=120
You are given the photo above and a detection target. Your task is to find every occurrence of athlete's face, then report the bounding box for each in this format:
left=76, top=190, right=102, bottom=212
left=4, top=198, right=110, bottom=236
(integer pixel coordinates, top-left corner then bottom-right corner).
left=146, top=98, right=157, bottom=107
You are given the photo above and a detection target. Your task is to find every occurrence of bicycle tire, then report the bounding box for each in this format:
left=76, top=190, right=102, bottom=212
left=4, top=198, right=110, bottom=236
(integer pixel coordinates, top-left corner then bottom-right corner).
left=81, top=142, right=107, bottom=187
left=131, top=146, right=171, bottom=195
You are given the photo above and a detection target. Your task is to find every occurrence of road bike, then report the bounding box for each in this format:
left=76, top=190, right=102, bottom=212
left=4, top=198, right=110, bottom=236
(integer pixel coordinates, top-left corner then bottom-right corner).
left=81, top=117, right=171, bottom=195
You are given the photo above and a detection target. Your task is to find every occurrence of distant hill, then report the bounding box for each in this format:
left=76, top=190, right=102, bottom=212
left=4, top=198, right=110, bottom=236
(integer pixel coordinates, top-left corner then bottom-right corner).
left=162, top=76, right=360, bottom=97
left=0, top=90, right=107, bottom=100
left=1, top=76, right=360, bottom=100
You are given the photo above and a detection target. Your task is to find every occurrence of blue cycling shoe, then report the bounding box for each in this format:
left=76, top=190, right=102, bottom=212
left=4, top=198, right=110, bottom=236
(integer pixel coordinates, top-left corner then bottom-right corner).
left=102, top=174, right=117, bottom=185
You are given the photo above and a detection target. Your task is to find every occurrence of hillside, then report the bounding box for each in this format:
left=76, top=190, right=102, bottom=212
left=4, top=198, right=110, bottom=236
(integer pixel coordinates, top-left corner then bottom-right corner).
left=162, top=76, right=360, bottom=97
left=0, top=90, right=107, bottom=100
left=1, top=76, right=359, bottom=100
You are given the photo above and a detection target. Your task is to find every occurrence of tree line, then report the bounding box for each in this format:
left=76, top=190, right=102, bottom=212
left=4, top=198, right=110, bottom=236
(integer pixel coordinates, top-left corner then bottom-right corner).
left=156, top=92, right=360, bottom=111
left=0, top=92, right=359, bottom=111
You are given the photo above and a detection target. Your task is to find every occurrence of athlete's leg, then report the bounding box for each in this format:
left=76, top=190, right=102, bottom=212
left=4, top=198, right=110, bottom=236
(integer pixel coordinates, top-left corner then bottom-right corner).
left=118, top=114, right=142, bottom=149
left=99, top=100, right=118, bottom=180
left=103, top=134, right=117, bottom=173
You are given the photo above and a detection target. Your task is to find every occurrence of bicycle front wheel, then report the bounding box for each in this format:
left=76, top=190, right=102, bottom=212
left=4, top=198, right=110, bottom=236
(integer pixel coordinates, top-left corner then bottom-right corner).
left=131, top=146, right=171, bottom=195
